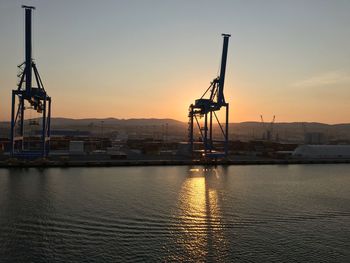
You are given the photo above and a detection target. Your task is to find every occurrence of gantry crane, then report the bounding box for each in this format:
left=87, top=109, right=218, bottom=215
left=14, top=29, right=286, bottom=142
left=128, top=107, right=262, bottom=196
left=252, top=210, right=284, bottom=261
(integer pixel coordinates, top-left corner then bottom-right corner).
left=260, top=115, right=275, bottom=141
left=10, top=6, right=52, bottom=158
left=188, top=34, right=231, bottom=158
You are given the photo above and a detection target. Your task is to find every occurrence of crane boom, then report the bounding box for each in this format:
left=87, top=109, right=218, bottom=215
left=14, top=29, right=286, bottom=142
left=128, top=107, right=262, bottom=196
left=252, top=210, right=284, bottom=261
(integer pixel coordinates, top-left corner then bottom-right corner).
left=24, top=6, right=33, bottom=96
left=218, top=34, right=231, bottom=105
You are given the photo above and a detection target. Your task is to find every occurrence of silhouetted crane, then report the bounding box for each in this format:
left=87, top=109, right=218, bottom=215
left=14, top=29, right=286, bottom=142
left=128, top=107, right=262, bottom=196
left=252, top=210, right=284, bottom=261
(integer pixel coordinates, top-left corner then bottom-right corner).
left=10, top=6, right=52, bottom=158
left=188, top=34, right=231, bottom=158
left=260, top=115, right=275, bottom=141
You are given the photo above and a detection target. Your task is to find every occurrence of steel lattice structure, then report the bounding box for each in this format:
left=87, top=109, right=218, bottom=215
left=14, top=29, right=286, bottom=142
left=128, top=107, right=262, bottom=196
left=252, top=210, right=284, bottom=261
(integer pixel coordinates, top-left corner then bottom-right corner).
left=10, top=6, right=51, bottom=158
left=188, top=34, right=231, bottom=158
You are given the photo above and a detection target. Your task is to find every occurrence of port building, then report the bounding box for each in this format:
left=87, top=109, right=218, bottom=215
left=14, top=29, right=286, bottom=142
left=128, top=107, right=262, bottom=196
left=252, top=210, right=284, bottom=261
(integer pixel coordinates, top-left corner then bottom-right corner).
left=293, top=145, right=350, bottom=159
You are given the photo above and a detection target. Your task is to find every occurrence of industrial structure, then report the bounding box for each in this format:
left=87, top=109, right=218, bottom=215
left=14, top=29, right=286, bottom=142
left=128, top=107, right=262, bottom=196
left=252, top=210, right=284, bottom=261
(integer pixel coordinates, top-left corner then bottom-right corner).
left=10, top=6, right=52, bottom=158
left=293, top=145, right=350, bottom=159
left=188, top=34, right=231, bottom=158
left=260, top=115, right=275, bottom=141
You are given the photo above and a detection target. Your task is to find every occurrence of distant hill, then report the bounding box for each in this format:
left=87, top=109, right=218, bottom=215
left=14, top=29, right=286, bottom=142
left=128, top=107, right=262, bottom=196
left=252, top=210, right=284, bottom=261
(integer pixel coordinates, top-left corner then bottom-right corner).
left=49, top=117, right=185, bottom=127
left=1, top=118, right=350, bottom=142
left=230, top=121, right=350, bottom=142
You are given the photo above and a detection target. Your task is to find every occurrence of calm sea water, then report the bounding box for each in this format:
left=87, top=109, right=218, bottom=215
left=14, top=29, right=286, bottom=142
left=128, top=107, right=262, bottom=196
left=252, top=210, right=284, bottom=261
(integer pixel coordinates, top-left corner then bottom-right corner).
left=0, top=165, right=349, bottom=262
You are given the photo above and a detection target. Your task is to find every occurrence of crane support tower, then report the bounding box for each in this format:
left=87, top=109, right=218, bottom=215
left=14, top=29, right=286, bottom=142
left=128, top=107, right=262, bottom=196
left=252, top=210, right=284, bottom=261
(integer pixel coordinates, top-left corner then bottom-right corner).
left=10, top=6, right=52, bottom=158
left=188, top=34, right=231, bottom=158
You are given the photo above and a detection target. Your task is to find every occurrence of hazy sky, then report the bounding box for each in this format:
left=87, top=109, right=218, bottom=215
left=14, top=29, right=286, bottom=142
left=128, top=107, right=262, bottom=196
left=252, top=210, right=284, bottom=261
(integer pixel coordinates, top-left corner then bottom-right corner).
left=0, top=0, right=349, bottom=123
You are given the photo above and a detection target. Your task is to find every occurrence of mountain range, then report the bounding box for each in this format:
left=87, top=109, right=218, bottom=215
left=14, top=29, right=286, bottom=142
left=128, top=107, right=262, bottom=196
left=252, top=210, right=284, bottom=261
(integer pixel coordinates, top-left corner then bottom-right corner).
left=1, top=118, right=350, bottom=142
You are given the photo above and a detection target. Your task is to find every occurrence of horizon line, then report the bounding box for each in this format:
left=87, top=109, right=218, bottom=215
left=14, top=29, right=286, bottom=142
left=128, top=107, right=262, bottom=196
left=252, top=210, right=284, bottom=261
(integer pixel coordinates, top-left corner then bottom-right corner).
left=0, top=116, right=349, bottom=126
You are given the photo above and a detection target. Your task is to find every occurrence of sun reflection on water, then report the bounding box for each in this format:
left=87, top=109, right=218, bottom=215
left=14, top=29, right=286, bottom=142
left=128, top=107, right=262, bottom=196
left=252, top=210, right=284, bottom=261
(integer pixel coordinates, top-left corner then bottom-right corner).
left=170, top=167, right=228, bottom=261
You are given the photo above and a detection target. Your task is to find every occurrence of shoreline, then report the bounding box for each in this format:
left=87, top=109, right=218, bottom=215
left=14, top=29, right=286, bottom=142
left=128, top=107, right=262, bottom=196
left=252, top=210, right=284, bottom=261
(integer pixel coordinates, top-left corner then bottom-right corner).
left=1, top=158, right=350, bottom=168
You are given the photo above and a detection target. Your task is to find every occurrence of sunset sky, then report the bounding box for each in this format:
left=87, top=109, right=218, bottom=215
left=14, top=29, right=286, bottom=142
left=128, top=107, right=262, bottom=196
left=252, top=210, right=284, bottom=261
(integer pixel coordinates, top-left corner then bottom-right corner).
left=0, top=0, right=349, bottom=123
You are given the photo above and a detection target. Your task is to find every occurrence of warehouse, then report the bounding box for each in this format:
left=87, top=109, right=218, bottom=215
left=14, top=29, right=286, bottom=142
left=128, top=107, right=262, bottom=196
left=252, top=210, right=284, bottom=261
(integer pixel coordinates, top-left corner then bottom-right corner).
left=293, top=145, right=350, bottom=158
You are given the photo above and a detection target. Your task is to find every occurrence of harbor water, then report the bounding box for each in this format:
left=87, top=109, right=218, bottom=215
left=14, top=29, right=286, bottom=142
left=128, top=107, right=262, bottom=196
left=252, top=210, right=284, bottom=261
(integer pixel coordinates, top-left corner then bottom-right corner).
left=0, top=165, right=349, bottom=262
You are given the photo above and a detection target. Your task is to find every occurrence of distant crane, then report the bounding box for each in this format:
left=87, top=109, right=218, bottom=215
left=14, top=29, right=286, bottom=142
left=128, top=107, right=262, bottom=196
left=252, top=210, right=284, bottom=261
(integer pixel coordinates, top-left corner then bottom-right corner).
left=301, top=122, right=307, bottom=144
left=188, top=34, right=231, bottom=158
left=260, top=115, right=275, bottom=141
left=10, top=6, right=52, bottom=158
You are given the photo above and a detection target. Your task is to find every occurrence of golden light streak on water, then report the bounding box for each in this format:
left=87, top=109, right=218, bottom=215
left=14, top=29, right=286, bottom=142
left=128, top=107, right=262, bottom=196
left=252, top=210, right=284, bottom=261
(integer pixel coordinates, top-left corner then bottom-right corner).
left=171, top=168, right=228, bottom=261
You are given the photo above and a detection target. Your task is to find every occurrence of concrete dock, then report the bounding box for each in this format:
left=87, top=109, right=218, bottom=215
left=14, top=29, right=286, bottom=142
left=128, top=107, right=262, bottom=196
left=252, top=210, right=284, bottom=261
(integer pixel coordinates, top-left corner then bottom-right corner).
left=1, top=158, right=350, bottom=168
